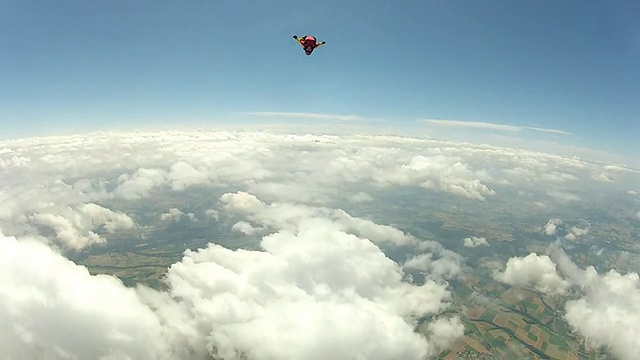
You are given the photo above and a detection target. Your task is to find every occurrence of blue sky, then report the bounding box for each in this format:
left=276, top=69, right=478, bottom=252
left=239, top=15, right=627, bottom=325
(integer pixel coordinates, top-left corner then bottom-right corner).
left=2, top=0, right=639, bottom=159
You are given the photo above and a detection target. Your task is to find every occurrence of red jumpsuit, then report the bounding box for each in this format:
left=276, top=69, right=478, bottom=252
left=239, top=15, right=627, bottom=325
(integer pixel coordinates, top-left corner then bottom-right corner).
left=296, top=35, right=324, bottom=56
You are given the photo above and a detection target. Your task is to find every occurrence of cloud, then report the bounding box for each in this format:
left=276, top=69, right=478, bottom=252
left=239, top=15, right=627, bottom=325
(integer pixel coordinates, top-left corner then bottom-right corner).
left=1, top=128, right=636, bottom=253
left=239, top=112, right=361, bottom=122
left=398, top=155, right=496, bottom=201
left=348, top=191, right=373, bottom=203
left=542, top=218, right=562, bottom=236
left=463, top=236, right=489, bottom=247
left=0, top=187, right=465, bottom=359
left=160, top=208, right=184, bottom=222
left=160, top=208, right=196, bottom=223
left=1, top=128, right=639, bottom=359
left=564, top=225, right=589, bottom=241
left=497, top=246, right=640, bottom=360
left=546, top=190, right=581, bottom=202
left=422, top=119, right=571, bottom=135
left=230, top=220, right=261, bottom=235
left=219, top=191, right=415, bottom=247
left=563, top=271, right=640, bottom=360
left=422, top=317, right=465, bottom=354
left=540, top=219, right=590, bottom=241
left=0, top=233, right=174, bottom=360
left=161, top=200, right=459, bottom=359
left=205, top=209, right=219, bottom=220
left=423, top=119, right=522, bottom=132
left=526, top=127, right=573, bottom=135
left=494, top=253, right=569, bottom=295
left=30, top=203, right=135, bottom=251
left=403, top=251, right=464, bottom=280
left=116, top=168, right=168, bottom=200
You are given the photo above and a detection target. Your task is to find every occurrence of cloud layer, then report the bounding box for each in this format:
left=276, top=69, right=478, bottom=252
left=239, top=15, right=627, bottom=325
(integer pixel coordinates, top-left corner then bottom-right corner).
left=1, top=129, right=638, bottom=359
left=2, top=129, right=634, bottom=252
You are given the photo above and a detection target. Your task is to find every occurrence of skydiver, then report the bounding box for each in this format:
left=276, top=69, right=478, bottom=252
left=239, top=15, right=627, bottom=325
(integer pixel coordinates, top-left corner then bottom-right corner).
left=293, top=35, right=326, bottom=56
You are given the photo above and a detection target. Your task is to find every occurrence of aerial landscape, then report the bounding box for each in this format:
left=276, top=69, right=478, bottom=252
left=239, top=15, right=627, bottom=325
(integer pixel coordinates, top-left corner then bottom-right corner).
left=1, top=1, right=639, bottom=360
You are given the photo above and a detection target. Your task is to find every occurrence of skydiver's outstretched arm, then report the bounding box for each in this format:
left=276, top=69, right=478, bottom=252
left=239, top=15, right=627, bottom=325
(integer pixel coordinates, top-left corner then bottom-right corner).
left=315, top=41, right=326, bottom=48
left=293, top=35, right=305, bottom=47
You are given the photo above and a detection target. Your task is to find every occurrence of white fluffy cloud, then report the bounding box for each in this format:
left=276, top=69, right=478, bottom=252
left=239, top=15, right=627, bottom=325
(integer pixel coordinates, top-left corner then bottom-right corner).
left=494, top=253, right=569, bottom=295
left=160, top=208, right=458, bottom=360
left=0, top=234, right=173, bottom=360
left=540, top=219, right=590, bottom=241
left=564, top=225, right=589, bottom=241
left=563, top=271, right=640, bottom=360
left=160, top=208, right=196, bottom=223
left=497, top=247, right=640, bottom=359
left=0, top=190, right=464, bottom=359
left=542, top=218, right=562, bottom=235
left=220, top=191, right=415, bottom=247
left=30, top=203, right=135, bottom=250
left=403, top=252, right=464, bottom=280
left=463, top=236, right=489, bottom=247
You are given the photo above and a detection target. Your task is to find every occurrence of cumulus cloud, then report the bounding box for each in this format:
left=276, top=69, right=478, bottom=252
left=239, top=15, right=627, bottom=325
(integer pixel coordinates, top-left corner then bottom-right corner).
left=494, top=253, right=569, bottom=295
left=542, top=218, right=562, bottom=235
left=0, top=233, right=175, bottom=360
left=30, top=203, right=135, bottom=250
left=160, top=208, right=184, bottom=222
left=404, top=252, right=464, bottom=280
left=463, top=236, right=489, bottom=247
left=0, top=190, right=464, bottom=360
left=497, top=246, right=640, bottom=359
left=422, top=316, right=465, bottom=354
left=116, top=168, right=168, bottom=200
left=160, top=208, right=196, bottom=223
left=230, top=220, right=261, bottom=235
left=219, top=191, right=416, bottom=247
left=393, top=155, right=496, bottom=201
left=563, top=271, right=640, bottom=360
left=205, top=209, right=219, bottom=220
left=564, top=225, right=589, bottom=241
left=540, top=219, right=589, bottom=241
left=161, top=214, right=456, bottom=360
